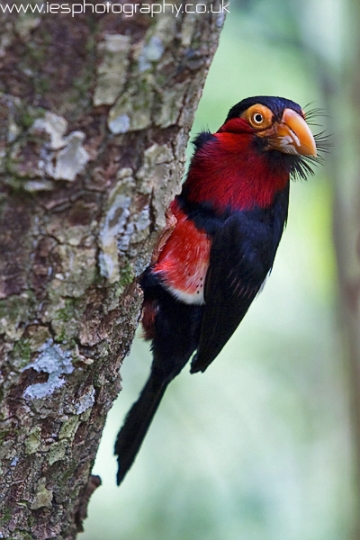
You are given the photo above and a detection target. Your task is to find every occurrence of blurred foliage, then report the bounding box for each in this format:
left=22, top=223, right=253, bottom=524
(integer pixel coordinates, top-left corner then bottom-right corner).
left=80, top=1, right=355, bottom=539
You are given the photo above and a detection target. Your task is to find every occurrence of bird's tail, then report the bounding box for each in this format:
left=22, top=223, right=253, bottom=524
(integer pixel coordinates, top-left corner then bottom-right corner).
left=114, top=372, right=168, bottom=485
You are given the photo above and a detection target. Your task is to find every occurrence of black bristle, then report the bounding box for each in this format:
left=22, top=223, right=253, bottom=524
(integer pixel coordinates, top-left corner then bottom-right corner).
left=192, top=131, right=216, bottom=150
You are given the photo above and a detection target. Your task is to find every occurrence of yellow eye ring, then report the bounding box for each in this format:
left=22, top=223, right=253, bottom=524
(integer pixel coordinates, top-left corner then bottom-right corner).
left=241, top=104, right=273, bottom=130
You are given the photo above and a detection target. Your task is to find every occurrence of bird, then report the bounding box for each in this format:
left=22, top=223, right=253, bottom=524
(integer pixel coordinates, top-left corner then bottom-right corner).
left=115, top=95, right=324, bottom=485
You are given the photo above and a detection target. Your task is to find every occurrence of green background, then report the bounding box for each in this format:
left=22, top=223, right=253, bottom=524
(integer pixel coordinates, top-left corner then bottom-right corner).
left=81, top=1, right=354, bottom=538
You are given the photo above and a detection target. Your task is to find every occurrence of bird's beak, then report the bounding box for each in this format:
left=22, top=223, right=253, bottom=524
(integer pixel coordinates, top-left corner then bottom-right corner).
left=267, top=108, right=317, bottom=157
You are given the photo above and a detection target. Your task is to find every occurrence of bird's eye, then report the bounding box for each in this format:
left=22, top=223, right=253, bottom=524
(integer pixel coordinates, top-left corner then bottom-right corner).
left=242, top=104, right=273, bottom=129
left=253, top=113, right=264, bottom=124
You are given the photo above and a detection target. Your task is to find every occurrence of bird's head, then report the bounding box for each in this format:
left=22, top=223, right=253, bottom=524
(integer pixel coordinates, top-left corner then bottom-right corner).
left=217, top=96, right=325, bottom=179
left=185, top=96, right=326, bottom=212
left=223, top=96, right=316, bottom=154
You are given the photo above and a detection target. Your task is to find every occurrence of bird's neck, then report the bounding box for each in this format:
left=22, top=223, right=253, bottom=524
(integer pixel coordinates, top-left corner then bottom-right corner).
left=183, top=132, right=290, bottom=213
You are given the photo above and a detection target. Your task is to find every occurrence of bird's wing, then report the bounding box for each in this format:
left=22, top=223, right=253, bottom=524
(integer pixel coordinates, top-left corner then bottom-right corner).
left=190, top=212, right=274, bottom=373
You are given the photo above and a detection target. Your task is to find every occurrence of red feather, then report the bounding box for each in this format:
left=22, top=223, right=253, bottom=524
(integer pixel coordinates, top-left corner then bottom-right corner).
left=151, top=199, right=211, bottom=304
left=185, top=128, right=289, bottom=213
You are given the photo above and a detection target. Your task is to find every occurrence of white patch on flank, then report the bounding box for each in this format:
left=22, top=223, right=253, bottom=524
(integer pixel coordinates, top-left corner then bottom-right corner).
left=169, top=286, right=206, bottom=305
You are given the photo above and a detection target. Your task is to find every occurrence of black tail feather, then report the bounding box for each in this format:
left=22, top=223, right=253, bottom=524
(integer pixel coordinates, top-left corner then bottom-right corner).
left=115, top=282, right=203, bottom=485
left=115, top=373, right=168, bottom=485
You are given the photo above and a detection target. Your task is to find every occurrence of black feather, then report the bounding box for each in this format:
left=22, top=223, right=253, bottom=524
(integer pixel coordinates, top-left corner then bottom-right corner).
left=114, top=279, right=203, bottom=484
left=192, top=130, right=216, bottom=150
left=191, top=184, right=289, bottom=373
left=226, top=96, right=303, bottom=122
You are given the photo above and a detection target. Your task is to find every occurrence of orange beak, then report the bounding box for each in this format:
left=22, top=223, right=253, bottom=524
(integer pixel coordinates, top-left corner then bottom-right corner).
left=267, top=108, right=317, bottom=157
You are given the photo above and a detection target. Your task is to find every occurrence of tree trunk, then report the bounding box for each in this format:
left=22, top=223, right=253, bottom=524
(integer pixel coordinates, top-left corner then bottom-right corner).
left=0, top=5, right=224, bottom=539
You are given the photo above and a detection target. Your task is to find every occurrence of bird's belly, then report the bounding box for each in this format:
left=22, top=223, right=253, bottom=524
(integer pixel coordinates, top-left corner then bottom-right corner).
left=152, top=208, right=211, bottom=305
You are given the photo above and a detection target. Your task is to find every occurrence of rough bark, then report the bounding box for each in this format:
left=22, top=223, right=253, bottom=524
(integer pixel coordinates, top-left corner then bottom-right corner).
left=0, top=5, right=224, bottom=539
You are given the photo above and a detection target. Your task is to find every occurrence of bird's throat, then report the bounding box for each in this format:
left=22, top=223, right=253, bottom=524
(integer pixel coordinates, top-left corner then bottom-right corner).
left=184, top=132, right=290, bottom=214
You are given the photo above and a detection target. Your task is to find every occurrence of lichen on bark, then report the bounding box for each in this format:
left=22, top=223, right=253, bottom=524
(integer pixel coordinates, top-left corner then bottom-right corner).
left=0, top=6, right=224, bottom=539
